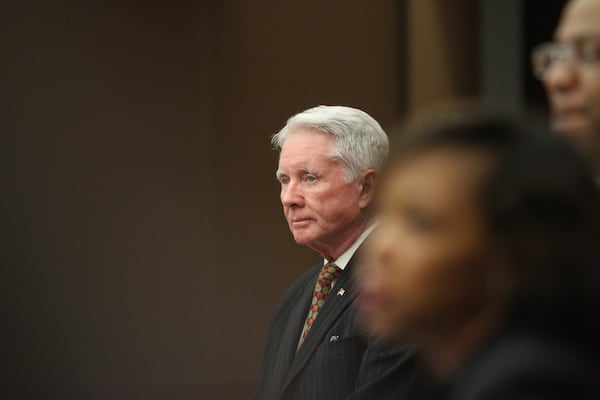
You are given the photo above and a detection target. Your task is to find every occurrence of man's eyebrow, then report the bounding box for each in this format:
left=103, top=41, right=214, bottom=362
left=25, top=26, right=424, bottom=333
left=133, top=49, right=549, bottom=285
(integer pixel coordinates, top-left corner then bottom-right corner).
left=275, top=167, right=317, bottom=180
left=556, top=32, right=600, bottom=42
left=299, top=166, right=317, bottom=175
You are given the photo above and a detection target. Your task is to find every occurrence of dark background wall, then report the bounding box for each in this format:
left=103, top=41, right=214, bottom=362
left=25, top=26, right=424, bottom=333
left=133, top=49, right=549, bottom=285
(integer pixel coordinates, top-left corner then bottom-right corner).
left=1, top=1, right=563, bottom=399
left=3, top=1, right=400, bottom=399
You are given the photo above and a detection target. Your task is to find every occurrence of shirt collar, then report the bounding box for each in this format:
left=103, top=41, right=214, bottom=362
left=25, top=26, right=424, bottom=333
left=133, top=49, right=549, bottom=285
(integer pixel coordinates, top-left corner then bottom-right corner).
left=324, top=223, right=377, bottom=270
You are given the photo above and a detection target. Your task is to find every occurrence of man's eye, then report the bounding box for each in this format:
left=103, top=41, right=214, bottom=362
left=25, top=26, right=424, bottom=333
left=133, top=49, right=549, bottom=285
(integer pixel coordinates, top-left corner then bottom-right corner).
left=306, top=175, right=317, bottom=182
left=280, top=176, right=290, bottom=184
left=580, top=42, right=600, bottom=62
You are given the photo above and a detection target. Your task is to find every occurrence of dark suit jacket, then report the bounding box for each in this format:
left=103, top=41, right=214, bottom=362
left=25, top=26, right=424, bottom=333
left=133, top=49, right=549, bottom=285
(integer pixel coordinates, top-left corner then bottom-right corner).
left=449, top=328, right=600, bottom=400
left=251, top=252, right=440, bottom=400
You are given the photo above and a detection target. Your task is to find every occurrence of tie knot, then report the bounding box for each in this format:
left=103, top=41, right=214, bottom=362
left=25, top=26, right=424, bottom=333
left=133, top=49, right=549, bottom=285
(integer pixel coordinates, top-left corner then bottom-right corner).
left=318, top=262, right=342, bottom=284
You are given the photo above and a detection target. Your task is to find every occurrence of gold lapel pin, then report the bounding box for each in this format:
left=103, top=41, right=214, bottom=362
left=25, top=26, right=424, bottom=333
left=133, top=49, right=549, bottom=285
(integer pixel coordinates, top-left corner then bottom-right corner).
left=337, top=288, right=346, bottom=296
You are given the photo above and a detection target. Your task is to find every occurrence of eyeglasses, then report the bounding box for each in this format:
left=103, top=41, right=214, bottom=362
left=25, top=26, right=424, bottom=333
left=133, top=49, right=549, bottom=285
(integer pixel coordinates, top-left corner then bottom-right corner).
left=531, top=39, right=600, bottom=80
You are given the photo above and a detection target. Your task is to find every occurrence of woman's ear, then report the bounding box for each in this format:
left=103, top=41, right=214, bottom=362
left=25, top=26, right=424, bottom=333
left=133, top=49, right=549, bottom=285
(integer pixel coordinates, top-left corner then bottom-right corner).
left=358, top=169, right=377, bottom=209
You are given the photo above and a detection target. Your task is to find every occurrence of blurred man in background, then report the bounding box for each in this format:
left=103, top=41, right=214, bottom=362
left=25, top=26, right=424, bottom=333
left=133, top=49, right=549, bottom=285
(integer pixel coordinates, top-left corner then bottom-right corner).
left=533, top=0, right=600, bottom=175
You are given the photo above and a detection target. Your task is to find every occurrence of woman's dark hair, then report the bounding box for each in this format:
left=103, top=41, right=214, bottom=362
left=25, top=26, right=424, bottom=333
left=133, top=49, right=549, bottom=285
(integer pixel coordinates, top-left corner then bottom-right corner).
left=389, top=107, right=600, bottom=353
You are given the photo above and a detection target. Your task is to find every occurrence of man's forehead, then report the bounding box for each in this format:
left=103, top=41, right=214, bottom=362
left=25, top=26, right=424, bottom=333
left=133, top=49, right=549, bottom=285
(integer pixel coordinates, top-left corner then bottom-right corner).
left=276, top=156, right=345, bottom=177
left=276, top=165, right=317, bottom=175
left=556, top=0, right=600, bottom=40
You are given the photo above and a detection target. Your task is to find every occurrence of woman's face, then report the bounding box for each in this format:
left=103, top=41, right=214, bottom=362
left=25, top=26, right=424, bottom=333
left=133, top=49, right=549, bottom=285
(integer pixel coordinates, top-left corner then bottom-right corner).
left=359, top=149, right=496, bottom=342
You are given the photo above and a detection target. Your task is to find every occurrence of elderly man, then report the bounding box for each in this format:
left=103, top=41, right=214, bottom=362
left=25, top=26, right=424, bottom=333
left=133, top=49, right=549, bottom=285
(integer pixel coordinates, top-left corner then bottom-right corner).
left=532, top=0, right=600, bottom=174
left=251, top=106, right=438, bottom=400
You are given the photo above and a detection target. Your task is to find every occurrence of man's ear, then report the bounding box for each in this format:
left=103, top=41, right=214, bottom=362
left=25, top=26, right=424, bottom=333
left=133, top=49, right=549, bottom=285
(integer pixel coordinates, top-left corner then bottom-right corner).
left=358, top=169, right=377, bottom=209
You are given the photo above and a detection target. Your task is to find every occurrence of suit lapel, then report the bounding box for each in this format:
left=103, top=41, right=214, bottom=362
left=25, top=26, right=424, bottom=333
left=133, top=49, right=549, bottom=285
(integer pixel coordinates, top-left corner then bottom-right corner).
left=276, top=265, right=319, bottom=377
left=281, top=258, right=361, bottom=394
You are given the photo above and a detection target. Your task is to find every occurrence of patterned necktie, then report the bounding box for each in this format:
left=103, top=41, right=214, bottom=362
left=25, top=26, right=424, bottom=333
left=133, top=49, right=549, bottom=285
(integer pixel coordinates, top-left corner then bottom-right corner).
left=298, top=262, right=342, bottom=349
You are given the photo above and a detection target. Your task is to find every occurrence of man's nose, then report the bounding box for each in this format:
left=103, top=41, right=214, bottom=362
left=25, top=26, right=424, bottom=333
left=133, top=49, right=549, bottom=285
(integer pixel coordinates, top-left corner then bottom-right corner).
left=281, top=182, right=304, bottom=208
left=544, top=61, right=579, bottom=94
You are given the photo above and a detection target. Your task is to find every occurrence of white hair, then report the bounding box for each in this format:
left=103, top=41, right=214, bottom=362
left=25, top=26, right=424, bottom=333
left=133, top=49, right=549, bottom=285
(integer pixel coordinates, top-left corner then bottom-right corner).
left=271, top=105, right=389, bottom=182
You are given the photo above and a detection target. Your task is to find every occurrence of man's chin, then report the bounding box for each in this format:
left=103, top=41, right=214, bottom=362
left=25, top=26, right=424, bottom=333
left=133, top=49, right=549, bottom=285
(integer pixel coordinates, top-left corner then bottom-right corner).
left=292, top=237, right=310, bottom=246
left=290, top=231, right=315, bottom=246
left=552, top=117, right=590, bottom=140
left=552, top=118, right=600, bottom=162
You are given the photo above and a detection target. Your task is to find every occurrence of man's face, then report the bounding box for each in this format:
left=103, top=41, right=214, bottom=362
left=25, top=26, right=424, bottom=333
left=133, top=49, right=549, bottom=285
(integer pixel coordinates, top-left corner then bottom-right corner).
left=544, top=0, right=600, bottom=162
left=276, top=129, right=369, bottom=256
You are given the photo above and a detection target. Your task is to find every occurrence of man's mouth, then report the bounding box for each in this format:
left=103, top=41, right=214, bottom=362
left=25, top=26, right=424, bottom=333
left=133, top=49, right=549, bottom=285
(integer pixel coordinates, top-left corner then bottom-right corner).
left=291, top=217, right=313, bottom=227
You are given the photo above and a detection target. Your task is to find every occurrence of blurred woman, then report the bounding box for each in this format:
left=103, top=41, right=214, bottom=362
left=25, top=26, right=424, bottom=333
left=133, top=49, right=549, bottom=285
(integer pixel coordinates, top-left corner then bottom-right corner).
left=358, top=109, right=600, bottom=399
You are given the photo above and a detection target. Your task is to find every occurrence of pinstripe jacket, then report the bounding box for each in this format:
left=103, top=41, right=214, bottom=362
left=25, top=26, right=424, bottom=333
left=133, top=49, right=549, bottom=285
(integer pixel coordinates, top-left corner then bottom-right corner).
left=251, top=250, right=441, bottom=400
